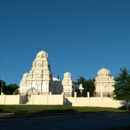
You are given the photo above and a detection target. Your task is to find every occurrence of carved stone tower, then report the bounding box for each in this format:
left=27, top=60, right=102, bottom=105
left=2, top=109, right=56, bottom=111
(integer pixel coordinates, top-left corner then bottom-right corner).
left=94, top=67, right=115, bottom=97
left=62, top=72, right=73, bottom=97
left=19, top=50, right=53, bottom=95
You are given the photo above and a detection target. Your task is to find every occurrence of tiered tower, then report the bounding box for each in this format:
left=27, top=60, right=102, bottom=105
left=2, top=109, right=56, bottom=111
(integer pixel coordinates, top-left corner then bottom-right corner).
left=94, top=67, right=115, bottom=97
left=19, top=50, right=53, bottom=95
left=62, top=72, right=73, bottom=97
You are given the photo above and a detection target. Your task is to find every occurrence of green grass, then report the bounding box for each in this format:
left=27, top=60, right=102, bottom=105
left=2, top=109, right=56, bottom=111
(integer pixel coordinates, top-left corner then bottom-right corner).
left=0, top=105, right=126, bottom=115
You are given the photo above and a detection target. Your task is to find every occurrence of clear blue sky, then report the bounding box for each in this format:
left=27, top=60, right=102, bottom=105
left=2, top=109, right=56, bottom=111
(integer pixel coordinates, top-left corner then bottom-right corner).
left=0, top=0, right=130, bottom=85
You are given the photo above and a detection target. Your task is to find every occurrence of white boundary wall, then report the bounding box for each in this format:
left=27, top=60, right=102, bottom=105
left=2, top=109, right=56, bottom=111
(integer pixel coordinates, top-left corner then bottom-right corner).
left=0, top=95, right=20, bottom=105
left=65, top=97, right=123, bottom=108
left=30, top=94, right=64, bottom=105
left=0, top=94, right=64, bottom=105
left=64, top=92, right=124, bottom=108
left=0, top=92, right=125, bottom=108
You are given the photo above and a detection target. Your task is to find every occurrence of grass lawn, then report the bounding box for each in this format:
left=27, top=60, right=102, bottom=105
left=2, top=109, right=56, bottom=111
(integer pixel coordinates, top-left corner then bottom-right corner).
left=0, top=105, right=126, bottom=115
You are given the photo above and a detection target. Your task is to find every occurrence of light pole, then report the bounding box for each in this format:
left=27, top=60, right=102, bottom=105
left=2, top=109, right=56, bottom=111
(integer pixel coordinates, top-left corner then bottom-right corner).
left=1, top=76, right=4, bottom=95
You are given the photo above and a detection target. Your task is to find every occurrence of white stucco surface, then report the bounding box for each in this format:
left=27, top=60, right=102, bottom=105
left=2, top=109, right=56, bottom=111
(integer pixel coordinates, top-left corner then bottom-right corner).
left=0, top=92, right=125, bottom=108
left=19, top=50, right=53, bottom=95
left=62, top=72, right=73, bottom=97
left=94, top=67, right=115, bottom=96
left=0, top=95, right=20, bottom=105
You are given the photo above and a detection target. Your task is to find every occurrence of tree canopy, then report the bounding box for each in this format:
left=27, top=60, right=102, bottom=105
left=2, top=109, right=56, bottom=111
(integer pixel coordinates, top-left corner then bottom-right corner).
left=75, top=76, right=95, bottom=97
left=113, top=68, right=130, bottom=111
left=0, top=80, right=19, bottom=95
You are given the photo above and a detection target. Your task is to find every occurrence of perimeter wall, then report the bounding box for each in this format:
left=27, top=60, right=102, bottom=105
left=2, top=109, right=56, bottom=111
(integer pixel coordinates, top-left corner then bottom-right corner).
left=0, top=92, right=125, bottom=108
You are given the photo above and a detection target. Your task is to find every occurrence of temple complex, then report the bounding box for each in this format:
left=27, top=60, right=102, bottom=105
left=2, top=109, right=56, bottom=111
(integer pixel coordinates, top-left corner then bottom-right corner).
left=94, top=67, right=115, bottom=97
left=1, top=50, right=122, bottom=107
left=19, top=50, right=74, bottom=96
left=19, top=50, right=115, bottom=99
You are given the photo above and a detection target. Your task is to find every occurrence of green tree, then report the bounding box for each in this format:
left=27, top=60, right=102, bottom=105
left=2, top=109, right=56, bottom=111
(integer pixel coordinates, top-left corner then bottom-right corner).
left=0, top=80, right=19, bottom=95
left=86, top=79, right=95, bottom=96
left=13, top=89, right=20, bottom=95
left=6, top=84, right=19, bottom=95
left=76, top=76, right=86, bottom=86
left=75, top=77, right=95, bottom=97
left=113, top=68, right=130, bottom=111
left=0, top=80, right=6, bottom=94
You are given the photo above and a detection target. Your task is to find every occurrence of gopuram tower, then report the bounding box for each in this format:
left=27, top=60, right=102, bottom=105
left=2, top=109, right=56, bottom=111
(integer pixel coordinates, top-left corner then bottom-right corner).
left=94, top=67, right=115, bottom=97
left=62, top=72, right=73, bottom=97
left=19, top=50, right=54, bottom=95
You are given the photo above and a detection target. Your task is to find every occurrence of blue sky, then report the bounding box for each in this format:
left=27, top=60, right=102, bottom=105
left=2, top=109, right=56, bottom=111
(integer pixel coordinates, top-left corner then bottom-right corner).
left=0, top=0, right=130, bottom=85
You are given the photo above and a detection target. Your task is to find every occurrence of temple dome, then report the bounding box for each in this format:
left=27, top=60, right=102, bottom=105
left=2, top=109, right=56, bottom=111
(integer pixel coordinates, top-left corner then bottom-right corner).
left=36, top=50, right=47, bottom=58
left=98, top=67, right=110, bottom=76
left=64, top=72, right=71, bottom=78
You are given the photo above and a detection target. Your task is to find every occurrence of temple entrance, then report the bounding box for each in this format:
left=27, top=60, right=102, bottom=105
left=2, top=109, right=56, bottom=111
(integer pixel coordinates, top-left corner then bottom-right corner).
left=27, top=87, right=39, bottom=95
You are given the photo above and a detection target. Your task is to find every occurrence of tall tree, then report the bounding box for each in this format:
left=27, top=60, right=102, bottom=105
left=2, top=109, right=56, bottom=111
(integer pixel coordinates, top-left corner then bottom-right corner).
left=76, top=76, right=86, bottom=86
left=113, top=68, right=130, bottom=111
left=6, top=84, right=19, bottom=95
left=0, top=79, right=19, bottom=95
left=0, top=80, right=6, bottom=94
left=86, top=79, right=95, bottom=96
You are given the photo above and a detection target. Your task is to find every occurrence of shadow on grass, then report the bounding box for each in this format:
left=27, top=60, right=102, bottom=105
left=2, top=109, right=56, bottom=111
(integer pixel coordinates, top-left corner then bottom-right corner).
left=0, top=105, right=129, bottom=116
left=118, top=106, right=130, bottom=112
left=110, top=126, right=130, bottom=130
left=0, top=109, right=2, bottom=112
left=15, top=109, right=77, bottom=115
left=118, top=106, right=128, bottom=110
left=15, top=110, right=126, bottom=116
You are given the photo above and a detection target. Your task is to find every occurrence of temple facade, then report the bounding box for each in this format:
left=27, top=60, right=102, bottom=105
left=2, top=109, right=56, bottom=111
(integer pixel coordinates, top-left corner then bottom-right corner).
left=19, top=50, right=115, bottom=98
left=19, top=50, right=73, bottom=96
left=1, top=50, right=124, bottom=108
left=62, top=72, right=73, bottom=97
left=94, top=67, right=115, bottom=97
left=19, top=50, right=54, bottom=95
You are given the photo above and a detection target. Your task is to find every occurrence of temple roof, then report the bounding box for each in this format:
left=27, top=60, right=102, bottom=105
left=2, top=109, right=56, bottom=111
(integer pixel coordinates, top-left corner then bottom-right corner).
left=36, top=50, right=47, bottom=58
left=37, top=50, right=46, bottom=55
left=97, top=67, right=110, bottom=76
left=64, top=72, right=71, bottom=78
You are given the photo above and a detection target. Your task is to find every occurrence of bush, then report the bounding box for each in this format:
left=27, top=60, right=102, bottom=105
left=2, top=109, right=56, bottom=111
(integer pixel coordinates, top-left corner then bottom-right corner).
left=13, top=89, right=20, bottom=95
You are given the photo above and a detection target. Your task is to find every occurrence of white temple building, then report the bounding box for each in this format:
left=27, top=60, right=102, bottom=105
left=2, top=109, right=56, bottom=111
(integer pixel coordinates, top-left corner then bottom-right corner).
left=19, top=50, right=73, bottom=96
left=19, top=50, right=115, bottom=99
left=62, top=72, right=73, bottom=97
left=19, top=50, right=54, bottom=95
left=1, top=50, right=124, bottom=108
left=94, top=67, right=115, bottom=97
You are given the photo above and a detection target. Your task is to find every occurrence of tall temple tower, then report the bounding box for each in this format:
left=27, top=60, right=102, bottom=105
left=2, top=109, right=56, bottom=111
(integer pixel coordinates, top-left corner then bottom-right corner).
left=62, top=72, right=73, bottom=97
left=19, top=50, right=53, bottom=95
left=94, top=67, right=115, bottom=97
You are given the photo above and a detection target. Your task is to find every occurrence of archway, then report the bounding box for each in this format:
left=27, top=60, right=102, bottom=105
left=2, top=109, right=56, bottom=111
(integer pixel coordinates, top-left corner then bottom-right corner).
left=27, top=87, right=39, bottom=95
